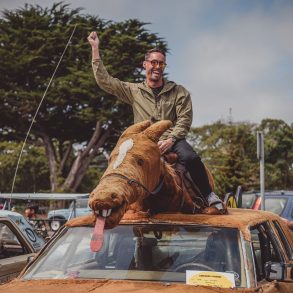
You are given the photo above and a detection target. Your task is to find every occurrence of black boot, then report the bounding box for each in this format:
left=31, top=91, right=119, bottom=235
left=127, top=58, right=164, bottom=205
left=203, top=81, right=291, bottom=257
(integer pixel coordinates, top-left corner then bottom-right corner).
left=186, top=157, right=225, bottom=212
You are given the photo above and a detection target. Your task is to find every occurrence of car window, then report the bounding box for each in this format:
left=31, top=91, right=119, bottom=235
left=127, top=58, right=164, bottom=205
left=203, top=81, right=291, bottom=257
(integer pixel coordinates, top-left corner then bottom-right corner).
left=0, top=222, right=29, bottom=259
left=264, top=197, right=288, bottom=215
left=272, top=220, right=293, bottom=260
left=241, top=194, right=257, bottom=209
left=76, top=199, right=89, bottom=209
left=22, top=225, right=245, bottom=287
left=250, top=222, right=283, bottom=282
left=68, top=199, right=89, bottom=210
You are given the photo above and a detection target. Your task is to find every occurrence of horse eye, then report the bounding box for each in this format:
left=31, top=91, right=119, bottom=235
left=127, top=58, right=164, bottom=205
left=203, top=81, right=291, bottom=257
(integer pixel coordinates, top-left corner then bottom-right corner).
left=137, top=158, right=144, bottom=166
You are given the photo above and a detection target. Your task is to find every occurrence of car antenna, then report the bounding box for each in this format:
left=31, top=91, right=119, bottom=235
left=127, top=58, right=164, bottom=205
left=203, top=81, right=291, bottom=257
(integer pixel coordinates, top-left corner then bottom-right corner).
left=9, top=24, right=78, bottom=201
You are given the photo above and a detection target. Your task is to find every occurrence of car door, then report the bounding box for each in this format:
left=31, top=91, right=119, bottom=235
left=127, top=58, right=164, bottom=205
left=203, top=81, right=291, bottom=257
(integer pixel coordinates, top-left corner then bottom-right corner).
left=0, top=219, right=34, bottom=283
left=250, top=221, right=293, bottom=288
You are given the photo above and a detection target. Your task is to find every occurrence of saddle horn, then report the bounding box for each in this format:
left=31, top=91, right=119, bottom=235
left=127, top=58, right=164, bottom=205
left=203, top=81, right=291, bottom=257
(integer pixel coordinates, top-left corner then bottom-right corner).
left=143, top=120, right=173, bottom=142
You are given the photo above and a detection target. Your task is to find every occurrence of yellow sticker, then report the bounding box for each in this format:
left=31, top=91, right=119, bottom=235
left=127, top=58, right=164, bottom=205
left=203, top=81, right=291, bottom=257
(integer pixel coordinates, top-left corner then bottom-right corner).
left=186, top=271, right=235, bottom=288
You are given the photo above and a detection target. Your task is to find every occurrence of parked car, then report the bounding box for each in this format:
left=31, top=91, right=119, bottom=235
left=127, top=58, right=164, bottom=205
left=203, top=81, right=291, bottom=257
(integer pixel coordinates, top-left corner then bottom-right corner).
left=1, top=209, right=292, bottom=292
left=0, top=210, right=45, bottom=283
left=241, top=190, right=293, bottom=222
left=48, top=197, right=91, bottom=231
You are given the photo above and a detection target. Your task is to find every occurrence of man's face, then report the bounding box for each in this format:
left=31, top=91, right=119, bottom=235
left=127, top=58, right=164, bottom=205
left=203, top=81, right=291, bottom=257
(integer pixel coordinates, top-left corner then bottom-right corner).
left=25, top=208, right=32, bottom=218
left=25, top=208, right=35, bottom=218
left=143, top=52, right=166, bottom=84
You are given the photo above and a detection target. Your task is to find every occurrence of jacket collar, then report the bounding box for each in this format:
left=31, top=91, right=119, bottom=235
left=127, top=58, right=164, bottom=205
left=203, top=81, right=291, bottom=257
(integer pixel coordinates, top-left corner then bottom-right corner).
left=138, top=79, right=176, bottom=96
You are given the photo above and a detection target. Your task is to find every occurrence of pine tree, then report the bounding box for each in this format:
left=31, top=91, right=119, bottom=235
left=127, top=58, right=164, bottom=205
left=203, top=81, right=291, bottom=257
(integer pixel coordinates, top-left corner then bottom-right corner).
left=0, top=3, right=167, bottom=192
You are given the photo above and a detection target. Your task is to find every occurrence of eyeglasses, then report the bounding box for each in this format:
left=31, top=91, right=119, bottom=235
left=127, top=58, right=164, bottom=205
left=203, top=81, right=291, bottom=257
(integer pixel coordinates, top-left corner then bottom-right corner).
left=145, top=59, right=166, bottom=69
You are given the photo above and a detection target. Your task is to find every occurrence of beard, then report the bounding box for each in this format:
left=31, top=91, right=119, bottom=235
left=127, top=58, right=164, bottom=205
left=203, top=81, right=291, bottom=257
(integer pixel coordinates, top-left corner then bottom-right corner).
left=149, top=69, right=162, bottom=81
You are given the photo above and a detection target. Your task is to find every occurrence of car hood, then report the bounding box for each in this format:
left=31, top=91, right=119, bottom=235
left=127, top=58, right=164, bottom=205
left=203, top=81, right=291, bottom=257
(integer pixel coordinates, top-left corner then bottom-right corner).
left=0, top=279, right=290, bottom=293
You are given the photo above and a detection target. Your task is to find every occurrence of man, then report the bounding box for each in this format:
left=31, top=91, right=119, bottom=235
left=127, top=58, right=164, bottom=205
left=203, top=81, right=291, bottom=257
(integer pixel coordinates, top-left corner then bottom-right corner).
left=24, top=205, right=38, bottom=218
left=87, top=31, right=225, bottom=213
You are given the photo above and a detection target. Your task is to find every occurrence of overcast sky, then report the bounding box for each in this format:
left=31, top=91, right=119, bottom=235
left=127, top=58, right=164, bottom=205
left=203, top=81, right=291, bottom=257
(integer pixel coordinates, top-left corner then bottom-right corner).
left=1, top=0, right=292, bottom=126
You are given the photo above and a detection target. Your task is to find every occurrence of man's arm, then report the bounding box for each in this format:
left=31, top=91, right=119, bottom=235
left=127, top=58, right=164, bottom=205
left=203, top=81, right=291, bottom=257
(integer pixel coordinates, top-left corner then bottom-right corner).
left=87, top=31, right=134, bottom=104
left=87, top=31, right=101, bottom=60
left=170, top=90, right=193, bottom=139
left=158, top=88, right=192, bottom=154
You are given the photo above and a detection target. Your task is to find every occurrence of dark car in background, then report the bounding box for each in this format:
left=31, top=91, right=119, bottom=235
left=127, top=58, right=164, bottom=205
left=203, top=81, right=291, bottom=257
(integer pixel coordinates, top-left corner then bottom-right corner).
left=241, top=190, right=293, bottom=222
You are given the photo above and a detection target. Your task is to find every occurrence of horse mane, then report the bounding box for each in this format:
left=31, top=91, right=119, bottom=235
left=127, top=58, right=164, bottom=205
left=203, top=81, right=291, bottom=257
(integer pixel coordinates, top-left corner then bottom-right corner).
left=162, top=160, right=182, bottom=194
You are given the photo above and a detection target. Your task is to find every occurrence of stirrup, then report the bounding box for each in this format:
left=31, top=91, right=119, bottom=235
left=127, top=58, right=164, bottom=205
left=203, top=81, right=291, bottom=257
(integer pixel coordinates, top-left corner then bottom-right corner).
left=202, top=204, right=228, bottom=215
left=204, top=192, right=228, bottom=215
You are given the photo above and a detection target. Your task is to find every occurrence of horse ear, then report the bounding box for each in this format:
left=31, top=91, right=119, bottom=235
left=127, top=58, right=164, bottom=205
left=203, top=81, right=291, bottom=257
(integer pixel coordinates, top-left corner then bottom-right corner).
left=120, top=120, right=152, bottom=138
left=143, top=120, right=173, bottom=142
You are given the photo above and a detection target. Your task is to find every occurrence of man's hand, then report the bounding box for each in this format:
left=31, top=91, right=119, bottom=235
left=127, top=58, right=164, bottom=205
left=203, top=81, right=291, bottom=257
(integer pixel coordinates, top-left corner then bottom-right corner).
left=88, top=31, right=100, bottom=60
left=158, top=138, right=175, bottom=155
left=87, top=31, right=100, bottom=48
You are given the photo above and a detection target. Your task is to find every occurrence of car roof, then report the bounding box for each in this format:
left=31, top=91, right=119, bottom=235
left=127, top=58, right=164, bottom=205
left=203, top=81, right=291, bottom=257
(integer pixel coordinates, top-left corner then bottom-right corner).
left=0, top=193, right=89, bottom=200
left=67, top=208, right=285, bottom=242
left=243, top=190, right=293, bottom=197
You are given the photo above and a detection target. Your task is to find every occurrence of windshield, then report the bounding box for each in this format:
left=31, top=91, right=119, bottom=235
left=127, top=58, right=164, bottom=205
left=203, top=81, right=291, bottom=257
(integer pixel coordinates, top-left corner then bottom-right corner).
left=22, top=224, right=245, bottom=287
left=68, top=199, right=89, bottom=210
left=75, top=199, right=89, bottom=209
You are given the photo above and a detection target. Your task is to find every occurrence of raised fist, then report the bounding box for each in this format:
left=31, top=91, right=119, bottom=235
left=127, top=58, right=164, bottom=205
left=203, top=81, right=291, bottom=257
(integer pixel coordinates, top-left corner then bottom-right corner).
left=87, top=31, right=99, bottom=48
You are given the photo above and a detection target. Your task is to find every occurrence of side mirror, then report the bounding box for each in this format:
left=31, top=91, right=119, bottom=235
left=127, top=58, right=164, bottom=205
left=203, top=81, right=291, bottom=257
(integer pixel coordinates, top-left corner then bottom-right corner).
left=264, top=261, right=284, bottom=280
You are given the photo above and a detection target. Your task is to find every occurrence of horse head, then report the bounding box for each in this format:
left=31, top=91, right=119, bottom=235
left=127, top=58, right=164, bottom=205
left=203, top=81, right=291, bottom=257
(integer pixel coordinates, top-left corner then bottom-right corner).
left=89, top=120, right=172, bottom=228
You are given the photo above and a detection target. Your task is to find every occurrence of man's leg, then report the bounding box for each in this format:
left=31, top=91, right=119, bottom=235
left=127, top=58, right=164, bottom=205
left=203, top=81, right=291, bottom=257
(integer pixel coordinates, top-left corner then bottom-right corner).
left=172, top=139, right=224, bottom=209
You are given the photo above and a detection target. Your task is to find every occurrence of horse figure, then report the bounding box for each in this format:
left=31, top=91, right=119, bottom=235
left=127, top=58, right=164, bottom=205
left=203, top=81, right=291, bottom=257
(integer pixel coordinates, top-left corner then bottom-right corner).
left=88, top=120, right=219, bottom=229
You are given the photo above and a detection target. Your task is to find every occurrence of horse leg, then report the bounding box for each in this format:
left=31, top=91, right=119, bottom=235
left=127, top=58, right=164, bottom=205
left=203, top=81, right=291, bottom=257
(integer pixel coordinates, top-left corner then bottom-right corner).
left=124, top=201, right=151, bottom=219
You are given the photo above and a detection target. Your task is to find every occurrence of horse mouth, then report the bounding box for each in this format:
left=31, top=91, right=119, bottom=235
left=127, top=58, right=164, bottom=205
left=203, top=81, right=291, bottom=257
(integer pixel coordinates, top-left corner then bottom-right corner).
left=92, top=201, right=128, bottom=228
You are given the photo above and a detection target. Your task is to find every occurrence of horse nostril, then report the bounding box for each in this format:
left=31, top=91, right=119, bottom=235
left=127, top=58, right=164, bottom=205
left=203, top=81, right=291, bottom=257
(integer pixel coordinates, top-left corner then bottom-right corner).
left=94, top=202, right=100, bottom=210
left=111, top=193, right=117, bottom=200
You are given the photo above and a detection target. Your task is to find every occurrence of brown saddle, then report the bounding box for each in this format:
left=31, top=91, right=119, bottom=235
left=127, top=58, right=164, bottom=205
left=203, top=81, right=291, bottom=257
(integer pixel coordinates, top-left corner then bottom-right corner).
left=164, top=152, right=207, bottom=212
left=164, top=152, right=227, bottom=215
left=164, top=152, right=179, bottom=165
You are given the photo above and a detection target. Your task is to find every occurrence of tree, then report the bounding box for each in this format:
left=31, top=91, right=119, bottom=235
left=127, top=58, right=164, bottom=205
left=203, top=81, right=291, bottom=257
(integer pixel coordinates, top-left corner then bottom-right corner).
left=189, top=119, right=293, bottom=195
left=189, top=121, right=258, bottom=195
left=0, top=141, right=50, bottom=192
left=258, top=119, right=293, bottom=189
left=0, top=3, right=167, bottom=192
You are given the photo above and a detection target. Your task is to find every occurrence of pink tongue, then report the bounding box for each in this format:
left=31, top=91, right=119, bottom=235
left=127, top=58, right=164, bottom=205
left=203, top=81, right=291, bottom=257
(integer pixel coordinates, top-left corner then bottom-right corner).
left=90, top=216, right=105, bottom=252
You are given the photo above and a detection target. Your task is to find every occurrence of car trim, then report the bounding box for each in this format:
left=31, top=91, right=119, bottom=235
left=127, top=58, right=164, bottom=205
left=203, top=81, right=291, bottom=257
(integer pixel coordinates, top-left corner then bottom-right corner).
left=239, top=231, right=253, bottom=288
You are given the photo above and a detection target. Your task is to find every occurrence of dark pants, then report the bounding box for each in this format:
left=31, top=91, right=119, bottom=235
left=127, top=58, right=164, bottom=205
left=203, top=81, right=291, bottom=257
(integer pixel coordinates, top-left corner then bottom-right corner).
left=171, top=139, right=212, bottom=197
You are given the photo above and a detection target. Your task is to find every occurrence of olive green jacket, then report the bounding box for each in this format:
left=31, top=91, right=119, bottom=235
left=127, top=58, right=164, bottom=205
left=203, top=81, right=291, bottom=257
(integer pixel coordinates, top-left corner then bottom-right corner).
left=92, top=59, right=193, bottom=140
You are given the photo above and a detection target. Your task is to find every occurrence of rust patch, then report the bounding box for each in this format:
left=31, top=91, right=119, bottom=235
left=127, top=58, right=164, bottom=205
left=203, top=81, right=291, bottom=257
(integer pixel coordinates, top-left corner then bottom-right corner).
left=65, top=208, right=287, bottom=242
left=0, top=279, right=264, bottom=293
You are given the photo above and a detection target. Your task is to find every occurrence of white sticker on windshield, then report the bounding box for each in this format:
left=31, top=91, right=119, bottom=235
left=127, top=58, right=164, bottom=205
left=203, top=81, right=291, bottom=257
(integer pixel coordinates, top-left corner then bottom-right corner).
left=186, top=270, right=235, bottom=288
